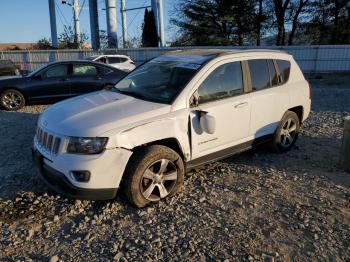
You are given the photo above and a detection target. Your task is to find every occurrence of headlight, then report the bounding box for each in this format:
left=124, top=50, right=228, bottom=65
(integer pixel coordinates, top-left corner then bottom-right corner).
left=66, top=137, right=108, bottom=154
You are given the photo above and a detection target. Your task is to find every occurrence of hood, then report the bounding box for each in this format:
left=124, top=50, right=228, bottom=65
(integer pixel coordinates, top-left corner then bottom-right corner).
left=0, top=75, right=23, bottom=83
left=39, top=90, right=171, bottom=137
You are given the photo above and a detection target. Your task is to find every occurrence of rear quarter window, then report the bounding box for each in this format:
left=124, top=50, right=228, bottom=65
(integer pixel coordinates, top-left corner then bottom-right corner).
left=276, top=60, right=291, bottom=84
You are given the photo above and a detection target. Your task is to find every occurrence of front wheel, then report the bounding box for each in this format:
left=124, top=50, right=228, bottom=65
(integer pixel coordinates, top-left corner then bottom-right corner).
left=271, top=111, right=300, bottom=153
left=0, top=89, right=25, bottom=111
left=124, top=145, right=184, bottom=208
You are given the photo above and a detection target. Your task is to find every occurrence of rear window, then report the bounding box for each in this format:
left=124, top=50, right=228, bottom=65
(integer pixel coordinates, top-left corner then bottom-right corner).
left=109, top=57, right=121, bottom=63
left=276, top=60, right=291, bottom=84
left=248, top=59, right=270, bottom=91
left=72, top=64, right=97, bottom=76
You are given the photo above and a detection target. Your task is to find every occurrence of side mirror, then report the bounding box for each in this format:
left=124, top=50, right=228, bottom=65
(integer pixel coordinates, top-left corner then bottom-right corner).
left=200, top=113, right=216, bottom=134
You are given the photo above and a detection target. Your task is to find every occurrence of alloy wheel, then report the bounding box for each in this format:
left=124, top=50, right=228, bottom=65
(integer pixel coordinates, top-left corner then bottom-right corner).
left=2, top=91, right=23, bottom=109
left=280, top=118, right=297, bottom=148
left=140, top=158, right=178, bottom=201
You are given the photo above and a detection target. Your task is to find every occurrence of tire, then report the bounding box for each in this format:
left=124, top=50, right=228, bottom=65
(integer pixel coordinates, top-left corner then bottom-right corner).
left=124, top=145, right=184, bottom=208
left=271, top=111, right=300, bottom=153
left=0, top=89, right=25, bottom=111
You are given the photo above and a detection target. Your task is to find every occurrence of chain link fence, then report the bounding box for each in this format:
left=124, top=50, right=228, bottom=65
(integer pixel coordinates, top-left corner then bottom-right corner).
left=1, top=45, right=349, bottom=73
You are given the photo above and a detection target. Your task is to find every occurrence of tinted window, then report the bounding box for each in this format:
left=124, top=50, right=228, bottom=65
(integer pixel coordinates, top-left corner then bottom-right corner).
left=120, top=57, right=128, bottom=62
left=43, top=64, right=68, bottom=78
left=109, top=57, right=121, bottom=63
left=72, top=64, right=97, bottom=76
left=268, top=59, right=278, bottom=86
left=276, top=60, right=291, bottom=84
left=98, top=66, right=113, bottom=75
left=198, top=62, right=243, bottom=104
left=248, top=59, right=270, bottom=91
left=98, top=57, right=107, bottom=64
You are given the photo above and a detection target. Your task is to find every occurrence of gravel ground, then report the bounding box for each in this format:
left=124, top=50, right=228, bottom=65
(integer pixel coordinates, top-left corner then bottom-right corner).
left=0, top=74, right=349, bottom=261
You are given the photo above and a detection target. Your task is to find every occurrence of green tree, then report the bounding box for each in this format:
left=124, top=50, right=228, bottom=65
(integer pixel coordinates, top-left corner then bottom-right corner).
left=171, top=0, right=257, bottom=46
left=141, top=9, right=159, bottom=47
left=33, top=38, right=54, bottom=50
left=58, top=26, right=88, bottom=49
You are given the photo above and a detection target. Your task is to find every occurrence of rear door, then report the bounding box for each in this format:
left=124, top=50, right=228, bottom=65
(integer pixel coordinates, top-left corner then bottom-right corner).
left=190, top=61, right=252, bottom=159
left=247, top=59, right=290, bottom=138
left=69, top=63, right=103, bottom=96
left=26, top=63, right=71, bottom=102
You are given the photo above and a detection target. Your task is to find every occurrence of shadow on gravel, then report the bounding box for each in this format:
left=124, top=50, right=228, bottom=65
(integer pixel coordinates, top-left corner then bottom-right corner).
left=222, top=134, right=349, bottom=188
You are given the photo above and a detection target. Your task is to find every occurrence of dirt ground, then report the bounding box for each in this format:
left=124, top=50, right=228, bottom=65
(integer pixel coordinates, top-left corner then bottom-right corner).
left=0, top=73, right=349, bottom=261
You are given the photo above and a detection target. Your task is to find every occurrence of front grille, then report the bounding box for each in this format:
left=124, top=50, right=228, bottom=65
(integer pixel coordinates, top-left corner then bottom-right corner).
left=36, top=127, right=61, bottom=155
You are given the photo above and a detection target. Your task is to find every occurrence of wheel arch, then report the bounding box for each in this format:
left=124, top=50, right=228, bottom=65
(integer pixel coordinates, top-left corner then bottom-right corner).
left=130, top=137, right=185, bottom=161
left=288, top=106, right=303, bottom=123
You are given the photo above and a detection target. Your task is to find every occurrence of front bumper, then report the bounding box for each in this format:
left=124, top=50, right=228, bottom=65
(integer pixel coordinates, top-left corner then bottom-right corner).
left=32, top=149, right=119, bottom=200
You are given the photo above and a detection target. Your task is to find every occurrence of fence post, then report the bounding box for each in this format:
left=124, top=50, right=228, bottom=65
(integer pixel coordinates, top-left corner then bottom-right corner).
left=341, top=116, right=350, bottom=172
left=28, top=50, right=32, bottom=71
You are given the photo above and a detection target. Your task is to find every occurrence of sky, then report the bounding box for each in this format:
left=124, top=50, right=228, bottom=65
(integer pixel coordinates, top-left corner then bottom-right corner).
left=0, top=0, right=176, bottom=46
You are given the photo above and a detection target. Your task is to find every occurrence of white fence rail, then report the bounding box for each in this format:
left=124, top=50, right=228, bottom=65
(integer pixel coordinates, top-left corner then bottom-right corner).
left=1, top=45, right=350, bottom=73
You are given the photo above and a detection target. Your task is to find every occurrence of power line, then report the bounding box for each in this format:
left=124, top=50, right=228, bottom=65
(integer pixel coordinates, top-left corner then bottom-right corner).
left=79, top=0, right=86, bottom=17
left=56, top=1, right=71, bottom=27
left=127, top=0, right=147, bottom=28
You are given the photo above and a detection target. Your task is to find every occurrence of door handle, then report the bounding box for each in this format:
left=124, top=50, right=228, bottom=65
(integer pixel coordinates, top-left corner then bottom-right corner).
left=234, top=102, right=248, bottom=108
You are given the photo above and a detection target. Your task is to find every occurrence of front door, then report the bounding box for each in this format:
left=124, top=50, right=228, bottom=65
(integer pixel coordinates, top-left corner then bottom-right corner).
left=27, top=63, right=71, bottom=103
left=190, top=61, right=251, bottom=160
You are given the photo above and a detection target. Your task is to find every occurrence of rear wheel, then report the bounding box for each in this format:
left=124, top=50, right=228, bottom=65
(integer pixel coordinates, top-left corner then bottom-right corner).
left=271, top=111, right=300, bottom=153
left=124, top=145, right=184, bottom=208
left=0, top=89, right=25, bottom=111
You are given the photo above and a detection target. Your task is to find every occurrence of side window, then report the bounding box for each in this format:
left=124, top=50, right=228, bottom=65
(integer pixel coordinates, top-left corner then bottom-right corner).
left=248, top=59, right=270, bottom=91
left=267, top=59, right=278, bottom=87
left=109, top=57, right=121, bottom=64
left=42, top=64, right=68, bottom=78
left=98, top=57, right=107, bottom=64
left=119, top=57, right=128, bottom=63
left=198, top=62, right=243, bottom=104
left=72, top=64, right=97, bottom=76
left=98, top=66, right=113, bottom=75
left=276, top=60, right=291, bottom=84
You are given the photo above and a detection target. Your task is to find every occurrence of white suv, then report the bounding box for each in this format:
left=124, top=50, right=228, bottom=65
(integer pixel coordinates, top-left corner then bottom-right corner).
left=32, top=49, right=311, bottom=207
left=87, top=54, right=136, bottom=72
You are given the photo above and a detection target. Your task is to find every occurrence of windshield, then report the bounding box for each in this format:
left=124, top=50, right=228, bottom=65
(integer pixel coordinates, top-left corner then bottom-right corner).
left=113, top=59, right=201, bottom=104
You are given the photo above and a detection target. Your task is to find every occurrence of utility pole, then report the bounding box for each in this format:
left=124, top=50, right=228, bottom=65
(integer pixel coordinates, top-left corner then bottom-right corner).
left=48, top=0, right=58, bottom=48
left=157, top=0, right=165, bottom=47
left=121, top=0, right=128, bottom=48
left=105, top=0, right=118, bottom=48
left=73, top=0, right=81, bottom=47
left=89, top=0, right=100, bottom=50
left=62, top=0, right=81, bottom=48
left=151, top=0, right=165, bottom=47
